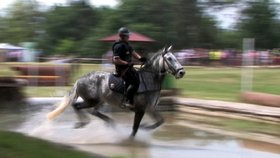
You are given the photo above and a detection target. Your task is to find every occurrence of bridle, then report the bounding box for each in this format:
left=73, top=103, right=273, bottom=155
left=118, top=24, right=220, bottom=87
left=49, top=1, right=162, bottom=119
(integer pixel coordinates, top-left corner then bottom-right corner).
left=140, top=51, right=183, bottom=77
left=160, top=52, right=184, bottom=76
left=139, top=51, right=183, bottom=109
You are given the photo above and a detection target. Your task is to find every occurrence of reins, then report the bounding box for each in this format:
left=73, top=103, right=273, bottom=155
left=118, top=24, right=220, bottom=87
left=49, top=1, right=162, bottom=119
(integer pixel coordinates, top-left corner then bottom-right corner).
left=162, top=54, right=184, bottom=76
left=138, top=54, right=167, bottom=109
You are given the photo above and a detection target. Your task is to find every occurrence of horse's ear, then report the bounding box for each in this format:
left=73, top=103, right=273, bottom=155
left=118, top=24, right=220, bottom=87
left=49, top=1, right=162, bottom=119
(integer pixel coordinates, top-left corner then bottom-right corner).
left=162, top=47, right=167, bottom=56
left=162, top=47, right=166, bottom=53
left=167, top=45, right=173, bottom=52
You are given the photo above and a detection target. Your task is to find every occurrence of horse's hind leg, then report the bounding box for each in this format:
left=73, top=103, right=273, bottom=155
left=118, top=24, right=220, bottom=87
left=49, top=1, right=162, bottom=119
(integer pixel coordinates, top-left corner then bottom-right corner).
left=72, top=102, right=91, bottom=128
left=90, top=110, right=115, bottom=127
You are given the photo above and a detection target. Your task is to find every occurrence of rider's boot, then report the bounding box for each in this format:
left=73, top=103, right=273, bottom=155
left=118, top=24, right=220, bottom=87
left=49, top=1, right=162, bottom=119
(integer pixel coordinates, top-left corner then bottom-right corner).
left=123, top=100, right=134, bottom=109
left=122, top=83, right=136, bottom=110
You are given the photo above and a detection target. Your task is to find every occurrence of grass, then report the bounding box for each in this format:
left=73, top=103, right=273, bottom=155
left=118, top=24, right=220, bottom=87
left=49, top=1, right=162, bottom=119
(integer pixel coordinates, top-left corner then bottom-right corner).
left=1, top=63, right=280, bottom=101
left=175, top=67, right=280, bottom=101
left=174, top=67, right=243, bottom=101
left=0, top=130, right=97, bottom=158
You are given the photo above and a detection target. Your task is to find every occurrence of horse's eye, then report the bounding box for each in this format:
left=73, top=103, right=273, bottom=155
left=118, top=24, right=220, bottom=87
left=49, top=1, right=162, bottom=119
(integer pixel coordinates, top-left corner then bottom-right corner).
left=167, top=57, right=172, bottom=61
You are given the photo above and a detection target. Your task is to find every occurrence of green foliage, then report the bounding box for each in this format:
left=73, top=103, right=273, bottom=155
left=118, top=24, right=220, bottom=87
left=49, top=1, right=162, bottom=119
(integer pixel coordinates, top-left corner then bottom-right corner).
left=54, top=39, right=76, bottom=55
left=0, top=131, right=96, bottom=158
left=217, top=30, right=242, bottom=49
left=238, top=0, right=280, bottom=49
left=39, top=0, right=98, bottom=55
left=79, top=0, right=220, bottom=55
left=0, top=0, right=43, bottom=44
left=1, top=0, right=280, bottom=56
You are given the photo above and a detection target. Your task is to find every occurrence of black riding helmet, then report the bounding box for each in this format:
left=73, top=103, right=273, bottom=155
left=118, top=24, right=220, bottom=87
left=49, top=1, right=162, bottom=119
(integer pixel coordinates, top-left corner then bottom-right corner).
left=118, top=27, right=130, bottom=36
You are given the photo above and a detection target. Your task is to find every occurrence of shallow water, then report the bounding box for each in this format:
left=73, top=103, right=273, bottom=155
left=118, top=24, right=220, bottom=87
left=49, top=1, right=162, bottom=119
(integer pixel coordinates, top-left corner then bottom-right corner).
left=1, top=101, right=280, bottom=158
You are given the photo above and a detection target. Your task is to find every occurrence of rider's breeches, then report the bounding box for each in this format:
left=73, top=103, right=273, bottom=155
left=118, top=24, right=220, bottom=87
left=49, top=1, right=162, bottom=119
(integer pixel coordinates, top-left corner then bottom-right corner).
left=122, top=68, right=140, bottom=104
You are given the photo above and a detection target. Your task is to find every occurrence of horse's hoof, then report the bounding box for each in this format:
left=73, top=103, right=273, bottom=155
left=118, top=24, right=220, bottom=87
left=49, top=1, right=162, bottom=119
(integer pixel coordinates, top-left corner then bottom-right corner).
left=139, top=123, right=149, bottom=129
left=129, top=134, right=135, bottom=140
left=73, top=122, right=89, bottom=129
left=120, top=106, right=135, bottom=111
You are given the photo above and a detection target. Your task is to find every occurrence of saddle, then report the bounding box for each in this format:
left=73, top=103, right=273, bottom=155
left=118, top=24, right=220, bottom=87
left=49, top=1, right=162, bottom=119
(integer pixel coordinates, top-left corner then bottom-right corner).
left=109, top=73, right=126, bottom=94
left=108, top=72, right=161, bottom=94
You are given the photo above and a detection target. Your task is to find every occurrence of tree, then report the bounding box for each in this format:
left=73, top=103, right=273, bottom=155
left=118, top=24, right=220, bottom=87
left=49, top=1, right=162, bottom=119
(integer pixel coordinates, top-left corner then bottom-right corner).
left=1, top=0, right=232, bottom=57
left=170, top=0, right=219, bottom=49
left=78, top=7, right=123, bottom=57
left=79, top=0, right=173, bottom=57
left=116, top=0, right=219, bottom=50
left=82, top=0, right=221, bottom=56
left=39, top=0, right=98, bottom=55
left=238, top=0, right=280, bottom=49
left=54, top=39, right=76, bottom=55
left=118, top=0, right=174, bottom=48
left=0, top=0, right=43, bottom=44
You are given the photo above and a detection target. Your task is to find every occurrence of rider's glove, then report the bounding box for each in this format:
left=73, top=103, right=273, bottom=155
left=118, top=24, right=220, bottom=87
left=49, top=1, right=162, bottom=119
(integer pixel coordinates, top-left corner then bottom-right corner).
left=139, top=57, right=147, bottom=63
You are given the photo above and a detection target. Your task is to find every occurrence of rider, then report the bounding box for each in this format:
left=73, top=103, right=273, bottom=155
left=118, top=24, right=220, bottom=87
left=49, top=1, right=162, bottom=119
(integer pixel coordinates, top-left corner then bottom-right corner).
left=112, top=27, right=147, bottom=108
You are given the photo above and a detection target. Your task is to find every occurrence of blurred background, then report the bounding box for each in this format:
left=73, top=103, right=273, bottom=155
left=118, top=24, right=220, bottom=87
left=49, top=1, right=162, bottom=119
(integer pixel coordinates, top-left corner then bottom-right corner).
left=0, top=0, right=280, bottom=99
left=1, top=0, right=280, bottom=158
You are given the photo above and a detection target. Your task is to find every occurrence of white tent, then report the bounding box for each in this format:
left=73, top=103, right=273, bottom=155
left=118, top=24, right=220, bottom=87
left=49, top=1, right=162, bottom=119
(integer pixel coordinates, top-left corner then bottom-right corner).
left=0, top=43, right=24, bottom=50
left=0, top=43, right=25, bottom=61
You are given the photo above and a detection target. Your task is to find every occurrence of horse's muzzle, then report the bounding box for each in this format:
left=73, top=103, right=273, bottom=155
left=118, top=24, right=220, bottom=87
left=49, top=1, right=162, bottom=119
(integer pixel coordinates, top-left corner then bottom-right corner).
left=175, top=69, right=185, bottom=79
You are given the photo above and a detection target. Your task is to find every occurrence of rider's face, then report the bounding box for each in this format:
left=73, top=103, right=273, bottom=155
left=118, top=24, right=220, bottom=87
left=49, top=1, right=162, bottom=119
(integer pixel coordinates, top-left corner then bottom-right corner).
left=121, top=35, right=129, bottom=42
left=124, top=35, right=129, bottom=42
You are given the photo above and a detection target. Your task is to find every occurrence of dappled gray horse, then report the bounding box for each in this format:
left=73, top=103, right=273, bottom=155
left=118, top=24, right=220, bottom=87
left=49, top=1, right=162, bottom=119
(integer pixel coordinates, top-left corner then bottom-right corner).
left=47, top=46, right=185, bottom=137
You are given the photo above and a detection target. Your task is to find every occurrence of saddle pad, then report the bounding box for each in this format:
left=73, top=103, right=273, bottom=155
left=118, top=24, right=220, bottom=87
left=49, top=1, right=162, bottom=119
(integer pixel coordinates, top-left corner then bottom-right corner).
left=138, top=71, right=161, bottom=93
left=108, top=71, right=161, bottom=94
left=109, top=74, right=125, bottom=93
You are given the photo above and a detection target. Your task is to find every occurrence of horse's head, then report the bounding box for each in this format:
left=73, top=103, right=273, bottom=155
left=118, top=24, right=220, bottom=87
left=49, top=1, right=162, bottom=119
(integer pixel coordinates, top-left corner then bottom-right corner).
left=161, top=46, right=185, bottom=79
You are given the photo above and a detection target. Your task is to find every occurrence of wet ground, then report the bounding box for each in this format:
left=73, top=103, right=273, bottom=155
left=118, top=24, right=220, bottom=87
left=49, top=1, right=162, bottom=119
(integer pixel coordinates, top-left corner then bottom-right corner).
left=1, top=100, right=280, bottom=158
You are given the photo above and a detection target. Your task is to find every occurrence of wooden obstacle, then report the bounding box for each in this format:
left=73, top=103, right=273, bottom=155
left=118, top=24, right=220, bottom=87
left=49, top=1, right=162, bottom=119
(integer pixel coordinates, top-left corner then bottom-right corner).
left=11, top=65, right=71, bottom=86
left=156, top=89, right=180, bottom=111
left=241, top=91, right=280, bottom=107
left=177, top=98, right=280, bottom=122
left=0, top=77, right=26, bottom=102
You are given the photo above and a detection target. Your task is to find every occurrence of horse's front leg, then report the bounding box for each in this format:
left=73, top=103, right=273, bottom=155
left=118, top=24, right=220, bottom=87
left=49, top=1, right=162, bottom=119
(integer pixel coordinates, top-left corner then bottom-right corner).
left=130, top=110, right=145, bottom=138
left=140, top=107, right=164, bottom=130
left=91, top=110, right=115, bottom=127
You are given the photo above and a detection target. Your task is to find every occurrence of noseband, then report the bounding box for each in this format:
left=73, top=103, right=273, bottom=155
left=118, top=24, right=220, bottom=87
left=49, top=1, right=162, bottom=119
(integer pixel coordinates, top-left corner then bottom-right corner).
left=160, top=53, right=183, bottom=75
left=141, top=52, right=183, bottom=76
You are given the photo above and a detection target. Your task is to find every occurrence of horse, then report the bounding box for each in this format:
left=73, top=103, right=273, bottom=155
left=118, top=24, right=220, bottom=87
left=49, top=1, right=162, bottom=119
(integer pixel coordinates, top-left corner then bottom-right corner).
left=47, top=46, right=185, bottom=137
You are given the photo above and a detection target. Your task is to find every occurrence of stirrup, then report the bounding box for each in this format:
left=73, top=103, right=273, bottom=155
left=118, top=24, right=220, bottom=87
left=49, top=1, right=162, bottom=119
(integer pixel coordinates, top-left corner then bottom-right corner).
left=124, top=102, right=134, bottom=108
left=121, top=101, right=134, bottom=109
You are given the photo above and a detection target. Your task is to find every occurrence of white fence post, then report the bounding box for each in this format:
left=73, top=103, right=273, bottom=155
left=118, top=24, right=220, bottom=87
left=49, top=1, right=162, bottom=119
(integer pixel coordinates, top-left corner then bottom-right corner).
left=241, top=38, right=255, bottom=92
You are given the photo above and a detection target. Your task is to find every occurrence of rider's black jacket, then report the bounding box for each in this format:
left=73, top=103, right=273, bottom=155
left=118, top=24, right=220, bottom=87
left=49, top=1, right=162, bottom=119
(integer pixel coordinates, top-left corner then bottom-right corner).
left=112, top=40, right=139, bottom=104
left=112, top=40, right=134, bottom=73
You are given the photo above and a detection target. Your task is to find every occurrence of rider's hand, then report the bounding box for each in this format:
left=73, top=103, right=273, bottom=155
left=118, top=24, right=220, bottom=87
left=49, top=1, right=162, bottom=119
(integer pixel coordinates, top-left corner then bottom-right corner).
left=127, top=62, right=134, bottom=68
left=139, top=57, right=147, bottom=63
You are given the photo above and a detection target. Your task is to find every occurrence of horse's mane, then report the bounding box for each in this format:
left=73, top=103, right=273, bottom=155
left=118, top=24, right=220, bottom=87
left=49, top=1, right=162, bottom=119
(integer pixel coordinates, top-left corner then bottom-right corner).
left=141, top=49, right=162, bottom=71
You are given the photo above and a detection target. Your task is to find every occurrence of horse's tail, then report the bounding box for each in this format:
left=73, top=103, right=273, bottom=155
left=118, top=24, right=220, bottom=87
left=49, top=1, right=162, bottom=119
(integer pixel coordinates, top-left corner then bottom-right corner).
left=47, top=82, right=78, bottom=120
